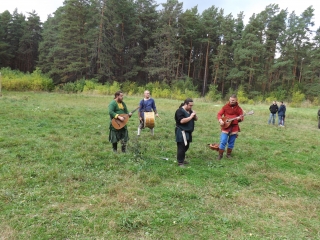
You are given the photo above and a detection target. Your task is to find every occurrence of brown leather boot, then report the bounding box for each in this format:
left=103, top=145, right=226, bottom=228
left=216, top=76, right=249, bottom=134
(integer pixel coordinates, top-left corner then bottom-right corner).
left=226, top=148, right=232, bottom=158
left=217, top=149, right=224, bottom=160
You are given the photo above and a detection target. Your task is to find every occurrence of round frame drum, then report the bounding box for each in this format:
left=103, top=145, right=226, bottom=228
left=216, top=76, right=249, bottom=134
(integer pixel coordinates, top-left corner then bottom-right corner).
left=144, top=112, right=155, bottom=129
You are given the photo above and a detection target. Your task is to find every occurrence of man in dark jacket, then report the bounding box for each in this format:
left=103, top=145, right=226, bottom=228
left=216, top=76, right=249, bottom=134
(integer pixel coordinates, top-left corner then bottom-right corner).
left=268, top=101, right=278, bottom=125
left=278, top=101, right=286, bottom=126
left=318, top=109, right=320, bottom=129
left=175, top=98, right=198, bottom=167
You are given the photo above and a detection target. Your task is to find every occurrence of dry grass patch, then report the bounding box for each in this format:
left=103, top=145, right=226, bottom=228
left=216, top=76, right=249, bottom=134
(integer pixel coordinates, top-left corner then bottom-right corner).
left=0, top=225, right=16, bottom=240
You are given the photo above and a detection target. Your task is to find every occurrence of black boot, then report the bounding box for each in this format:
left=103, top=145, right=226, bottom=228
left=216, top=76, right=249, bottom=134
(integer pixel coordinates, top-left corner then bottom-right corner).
left=112, top=143, right=117, bottom=153
left=121, top=144, right=126, bottom=153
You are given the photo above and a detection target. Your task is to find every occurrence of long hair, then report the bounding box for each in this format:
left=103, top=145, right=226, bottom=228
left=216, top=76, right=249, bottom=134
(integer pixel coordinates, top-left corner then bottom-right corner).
left=179, top=98, right=193, bottom=108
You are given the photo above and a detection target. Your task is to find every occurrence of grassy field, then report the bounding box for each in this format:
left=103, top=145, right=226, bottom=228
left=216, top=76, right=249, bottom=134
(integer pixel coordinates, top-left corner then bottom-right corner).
left=0, top=91, right=319, bottom=239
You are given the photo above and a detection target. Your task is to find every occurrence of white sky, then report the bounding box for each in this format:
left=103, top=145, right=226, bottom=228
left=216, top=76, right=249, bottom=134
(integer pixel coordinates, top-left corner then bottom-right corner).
left=1, top=0, right=319, bottom=29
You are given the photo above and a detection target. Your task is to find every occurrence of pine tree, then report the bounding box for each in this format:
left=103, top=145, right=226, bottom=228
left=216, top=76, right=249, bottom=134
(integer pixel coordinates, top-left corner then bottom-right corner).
left=38, top=15, right=59, bottom=77
left=0, top=10, right=13, bottom=67
left=49, top=0, right=90, bottom=83
left=144, top=0, right=183, bottom=84
left=7, top=9, right=26, bottom=70
left=18, top=11, right=42, bottom=72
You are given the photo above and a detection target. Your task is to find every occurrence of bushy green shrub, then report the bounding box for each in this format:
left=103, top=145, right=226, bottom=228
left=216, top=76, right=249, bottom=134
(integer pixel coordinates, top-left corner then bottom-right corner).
left=62, top=82, right=78, bottom=93
left=95, top=85, right=110, bottom=95
left=122, top=81, right=138, bottom=95
left=205, top=84, right=222, bottom=101
left=83, top=80, right=97, bottom=92
left=237, top=85, right=249, bottom=103
left=291, top=90, right=305, bottom=106
left=152, top=87, right=171, bottom=98
left=1, top=67, right=54, bottom=91
left=109, top=81, right=121, bottom=94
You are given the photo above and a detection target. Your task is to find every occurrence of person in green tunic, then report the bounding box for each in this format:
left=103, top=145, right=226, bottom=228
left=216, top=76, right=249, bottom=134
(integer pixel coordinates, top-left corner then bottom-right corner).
left=174, top=98, right=198, bottom=167
left=108, top=91, right=132, bottom=153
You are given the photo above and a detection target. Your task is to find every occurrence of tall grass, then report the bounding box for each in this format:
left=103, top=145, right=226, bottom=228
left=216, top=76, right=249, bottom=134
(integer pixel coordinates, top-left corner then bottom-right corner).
left=0, top=92, right=319, bottom=239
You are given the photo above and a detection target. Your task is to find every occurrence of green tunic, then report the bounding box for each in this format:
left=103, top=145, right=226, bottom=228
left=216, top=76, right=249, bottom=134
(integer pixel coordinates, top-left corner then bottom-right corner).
left=108, top=99, right=129, bottom=143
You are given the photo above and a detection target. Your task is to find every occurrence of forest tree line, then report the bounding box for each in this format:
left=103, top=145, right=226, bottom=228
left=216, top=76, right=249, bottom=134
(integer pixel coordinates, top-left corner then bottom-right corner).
left=0, top=0, right=320, bottom=99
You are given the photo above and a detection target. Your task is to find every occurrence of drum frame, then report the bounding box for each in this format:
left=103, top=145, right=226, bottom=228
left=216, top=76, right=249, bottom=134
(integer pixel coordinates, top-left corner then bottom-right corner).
left=144, top=112, right=155, bottom=129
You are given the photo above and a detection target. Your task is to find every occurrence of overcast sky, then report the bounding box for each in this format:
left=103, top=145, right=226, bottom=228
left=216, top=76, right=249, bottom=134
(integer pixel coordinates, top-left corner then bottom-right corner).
left=1, top=0, right=320, bottom=29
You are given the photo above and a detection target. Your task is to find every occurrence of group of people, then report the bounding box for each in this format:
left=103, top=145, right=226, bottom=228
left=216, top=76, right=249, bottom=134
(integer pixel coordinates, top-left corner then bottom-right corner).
left=268, top=101, right=286, bottom=126
left=108, top=91, right=245, bottom=167
left=108, top=90, right=158, bottom=153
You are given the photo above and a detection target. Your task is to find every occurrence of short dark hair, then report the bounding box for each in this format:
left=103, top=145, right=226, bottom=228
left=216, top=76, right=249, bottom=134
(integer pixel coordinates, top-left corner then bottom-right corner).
left=114, top=90, right=122, bottom=98
left=230, top=94, right=237, bottom=98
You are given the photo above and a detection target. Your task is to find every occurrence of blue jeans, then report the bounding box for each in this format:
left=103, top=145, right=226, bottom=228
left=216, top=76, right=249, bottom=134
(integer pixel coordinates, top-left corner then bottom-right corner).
left=268, top=113, right=276, bottom=124
left=219, top=133, right=237, bottom=150
left=278, top=115, right=284, bottom=125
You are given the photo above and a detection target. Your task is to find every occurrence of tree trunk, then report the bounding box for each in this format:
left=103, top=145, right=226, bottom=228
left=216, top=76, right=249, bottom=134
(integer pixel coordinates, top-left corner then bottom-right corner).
left=188, top=40, right=193, bottom=77
left=202, top=40, right=210, bottom=96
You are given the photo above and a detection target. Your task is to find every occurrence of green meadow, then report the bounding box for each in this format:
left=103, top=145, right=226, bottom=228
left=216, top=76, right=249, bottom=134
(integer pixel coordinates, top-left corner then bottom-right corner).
left=0, top=91, right=319, bottom=239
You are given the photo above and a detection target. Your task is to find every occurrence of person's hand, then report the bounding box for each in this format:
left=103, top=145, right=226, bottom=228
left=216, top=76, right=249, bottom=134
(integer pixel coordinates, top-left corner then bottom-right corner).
left=219, top=119, right=224, bottom=125
left=128, top=112, right=133, bottom=117
left=156, top=113, right=159, bottom=117
left=139, top=117, right=143, bottom=121
left=191, top=111, right=196, bottom=118
left=118, top=116, right=125, bottom=121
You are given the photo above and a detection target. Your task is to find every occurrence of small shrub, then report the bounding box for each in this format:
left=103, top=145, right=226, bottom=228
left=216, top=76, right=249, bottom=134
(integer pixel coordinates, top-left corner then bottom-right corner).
left=83, top=80, right=97, bottom=92
left=122, top=81, right=138, bottom=95
left=291, top=90, right=305, bottom=106
left=237, top=85, right=249, bottom=103
left=95, top=85, right=110, bottom=95
left=109, top=81, right=121, bottom=94
left=63, top=82, right=78, bottom=93
left=205, top=84, right=222, bottom=101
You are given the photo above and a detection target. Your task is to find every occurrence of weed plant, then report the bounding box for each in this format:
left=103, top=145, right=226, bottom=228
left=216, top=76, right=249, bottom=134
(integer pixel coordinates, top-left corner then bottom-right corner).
left=0, top=92, right=319, bottom=239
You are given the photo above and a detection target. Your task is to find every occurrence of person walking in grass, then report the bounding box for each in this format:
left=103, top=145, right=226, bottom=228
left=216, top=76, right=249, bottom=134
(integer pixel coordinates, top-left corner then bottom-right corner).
left=175, top=98, right=198, bottom=167
left=217, top=94, right=244, bottom=160
left=137, top=90, right=159, bottom=136
left=108, top=91, right=132, bottom=153
left=318, top=109, right=320, bottom=129
left=278, top=101, right=286, bottom=127
left=268, top=101, right=278, bottom=125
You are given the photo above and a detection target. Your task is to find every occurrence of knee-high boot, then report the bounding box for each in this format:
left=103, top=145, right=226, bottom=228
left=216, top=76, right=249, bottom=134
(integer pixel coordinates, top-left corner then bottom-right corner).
left=112, top=143, right=117, bottom=153
left=121, top=144, right=126, bottom=153
left=217, top=149, right=224, bottom=160
left=226, top=148, right=232, bottom=158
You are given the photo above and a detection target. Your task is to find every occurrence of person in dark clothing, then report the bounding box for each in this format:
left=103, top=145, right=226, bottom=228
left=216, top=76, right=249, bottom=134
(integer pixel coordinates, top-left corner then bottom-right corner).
left=175, top=98, right=198, bottom=167
left=318, top=109, right=320, bottom=129
left=278, top=101, right=286, bottom=126
left=268, top=101, right=278, bottom=125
